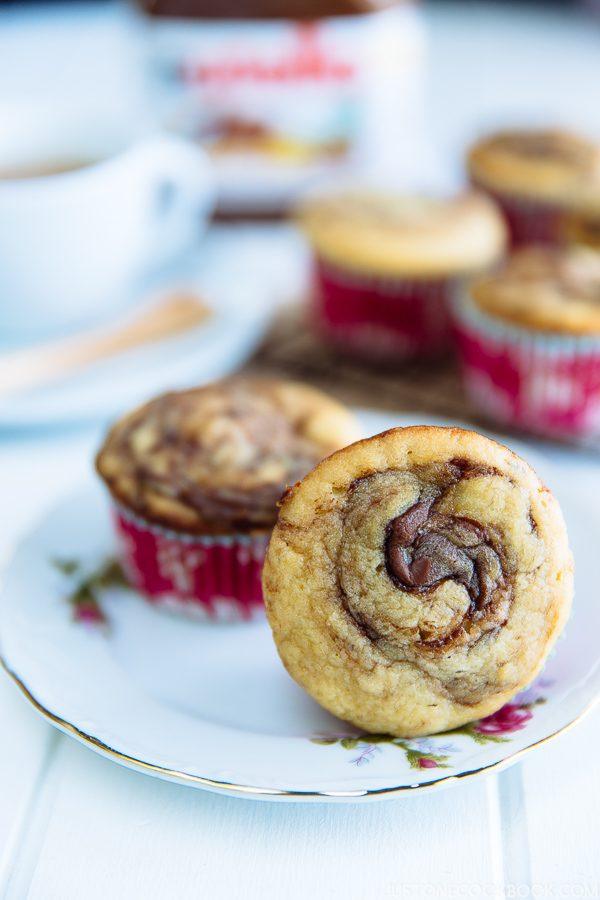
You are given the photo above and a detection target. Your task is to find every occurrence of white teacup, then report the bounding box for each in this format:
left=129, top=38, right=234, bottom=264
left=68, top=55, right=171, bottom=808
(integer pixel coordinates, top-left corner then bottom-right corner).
left=0, top=105, right=214, bottom=342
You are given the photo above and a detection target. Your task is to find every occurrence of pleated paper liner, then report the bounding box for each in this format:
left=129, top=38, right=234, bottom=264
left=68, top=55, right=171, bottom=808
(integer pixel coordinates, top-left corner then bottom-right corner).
left=311, top=257, right=452, bottom=362
left=452, top=290, right=600, bottom=442
left=113, top=506, right=269, bottom=621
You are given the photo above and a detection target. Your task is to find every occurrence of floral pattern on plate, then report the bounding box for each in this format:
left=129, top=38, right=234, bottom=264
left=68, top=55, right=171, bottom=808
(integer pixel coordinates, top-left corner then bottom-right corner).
left=52, top=557, right=129, bottom=626
left=311, top=683, right=549, bottom=769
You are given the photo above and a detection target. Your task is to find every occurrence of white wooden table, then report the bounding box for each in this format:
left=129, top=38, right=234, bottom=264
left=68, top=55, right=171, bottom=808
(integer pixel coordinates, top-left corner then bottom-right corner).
left=1, top=2, right=600, bottom=897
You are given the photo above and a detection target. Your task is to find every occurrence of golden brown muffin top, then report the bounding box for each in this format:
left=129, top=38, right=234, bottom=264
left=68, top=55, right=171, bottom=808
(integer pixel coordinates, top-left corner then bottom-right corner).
left=96, top=378, right=360, bottom=534
left=263, top=426, right=572, bottom=736
left=470, top=245, right=600, bottom=335
left=296, top=189, right=506, bottom=278
left=468, top=128, right=600, bottom=206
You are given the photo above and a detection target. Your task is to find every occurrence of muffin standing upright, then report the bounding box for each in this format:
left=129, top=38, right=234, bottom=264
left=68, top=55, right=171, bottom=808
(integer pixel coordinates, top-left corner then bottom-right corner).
left=453, top=245, right=600, bottom=440
left=468, top=128, right=600, bottom=247
left=297, top=189, right=506, bottom=363
left=96, top=378, right=360, bottom=620
left=263, top=426, right=573, bottom=737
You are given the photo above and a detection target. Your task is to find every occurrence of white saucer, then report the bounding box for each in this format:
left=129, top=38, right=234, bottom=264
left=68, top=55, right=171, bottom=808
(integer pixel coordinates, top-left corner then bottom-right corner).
left=1, top=412, right=597, bottom=801
left=0, top=224, right=304, bottom=428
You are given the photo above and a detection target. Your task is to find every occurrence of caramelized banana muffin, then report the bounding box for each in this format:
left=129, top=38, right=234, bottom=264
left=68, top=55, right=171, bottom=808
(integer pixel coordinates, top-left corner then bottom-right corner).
left=97, top=378, right=360, bottom=619
left=297, top=188, right=505, bottom=362
left=468, top=128, right=600, bottom=247
left=453, top=245, right=600, bottom=439
left=263, top=426, right=573, bottom=736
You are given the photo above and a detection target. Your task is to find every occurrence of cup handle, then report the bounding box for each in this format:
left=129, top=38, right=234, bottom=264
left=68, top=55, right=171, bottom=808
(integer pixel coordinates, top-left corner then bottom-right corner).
left=132, top=134, right=215, bottom=270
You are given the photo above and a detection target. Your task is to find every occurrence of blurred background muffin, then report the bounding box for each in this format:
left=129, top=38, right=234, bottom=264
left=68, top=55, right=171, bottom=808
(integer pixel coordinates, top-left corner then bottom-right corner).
left=297, top=188, right=506, bottom=364
left=564, top=201, right=600, bottom=253
left=96, top=377, right=360, bottom=620
left=467, top=128, right=600, bottom=248
left=452, top=245, right=600, bottom=440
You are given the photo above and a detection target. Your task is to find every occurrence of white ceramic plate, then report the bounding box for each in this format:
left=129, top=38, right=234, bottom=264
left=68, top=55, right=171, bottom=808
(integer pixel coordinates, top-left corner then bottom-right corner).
left=1, top=412, right=598, bottom=802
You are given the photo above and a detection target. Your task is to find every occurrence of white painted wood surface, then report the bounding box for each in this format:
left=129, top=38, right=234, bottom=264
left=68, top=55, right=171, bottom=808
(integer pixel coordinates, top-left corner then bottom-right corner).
left=6, top=744, right=501, bottom=899
left=1, top=3, right=600, bottom=897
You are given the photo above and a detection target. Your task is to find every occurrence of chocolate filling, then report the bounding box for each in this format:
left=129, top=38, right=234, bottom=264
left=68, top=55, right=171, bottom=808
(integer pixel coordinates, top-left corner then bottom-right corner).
left=383, top=494, right=508, bottom=649
left=333, top=460, right=525, bottom=705
left=386, top=502, right=503, bottom=602
left=337, top=460, right=512, bottom=653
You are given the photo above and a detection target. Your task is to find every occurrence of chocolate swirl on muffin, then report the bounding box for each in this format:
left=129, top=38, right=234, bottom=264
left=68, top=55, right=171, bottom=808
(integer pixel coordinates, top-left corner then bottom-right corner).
left=383, top=475, right=510, bottom=650
left=96, top=378, right=360, bottom=535
left=264, top=427, right=573, bottom=737
left=340, top=462, right=512, bottom=664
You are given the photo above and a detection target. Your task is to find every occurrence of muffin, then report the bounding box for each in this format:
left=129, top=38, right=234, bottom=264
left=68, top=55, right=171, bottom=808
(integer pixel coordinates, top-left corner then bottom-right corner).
left=297, top=189, right=506, bottom=363
left=96, top=377, right=360, bottom=620
left=263, top=426, right=573, bottom=737
left=468, top=128, right=600, bottom=247
left=564, top=203, right=600, bottom=252
left=452, top=245, right=600, bottom=440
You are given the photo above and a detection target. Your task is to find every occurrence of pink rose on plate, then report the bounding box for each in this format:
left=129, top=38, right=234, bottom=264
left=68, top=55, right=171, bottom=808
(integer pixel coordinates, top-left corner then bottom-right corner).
left=418, top=758, right=439, bottom=769
left=74, top=602, right=106, bottom=625
left=475, top=703, right=532, bottom=736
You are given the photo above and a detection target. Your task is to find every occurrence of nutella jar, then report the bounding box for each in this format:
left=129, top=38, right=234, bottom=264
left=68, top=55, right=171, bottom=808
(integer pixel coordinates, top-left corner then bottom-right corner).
left=134, top=0, right=426, bottom=217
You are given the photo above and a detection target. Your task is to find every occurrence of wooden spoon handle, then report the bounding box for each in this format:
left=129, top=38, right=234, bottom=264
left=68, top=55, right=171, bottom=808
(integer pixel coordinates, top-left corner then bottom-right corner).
left=0, top=293, right=210, bottom=398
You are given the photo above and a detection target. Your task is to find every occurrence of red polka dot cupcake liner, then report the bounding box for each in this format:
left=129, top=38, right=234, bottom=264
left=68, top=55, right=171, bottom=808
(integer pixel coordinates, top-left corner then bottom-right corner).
left=471, top=184, right=568, bottom=248
left=311, top=256, right=453, bottom=362
left=112, top=506, right=269, bottom=621
left=452, top=289, right=600, bottom=441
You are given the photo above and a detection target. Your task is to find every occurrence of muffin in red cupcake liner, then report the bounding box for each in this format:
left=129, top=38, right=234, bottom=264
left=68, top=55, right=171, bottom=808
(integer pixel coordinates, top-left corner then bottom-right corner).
left=113, top=505, right=269, bottom=621
left=452, top=290, right=600, bottom=440
left=312, top=257, right=453, bottom=362
left=471, top=184, right=568, bottom=248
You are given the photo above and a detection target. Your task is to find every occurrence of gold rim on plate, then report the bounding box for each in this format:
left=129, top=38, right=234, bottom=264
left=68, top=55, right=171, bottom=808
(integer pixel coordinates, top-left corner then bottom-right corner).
left=3, top=656, right=599, bottom=800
